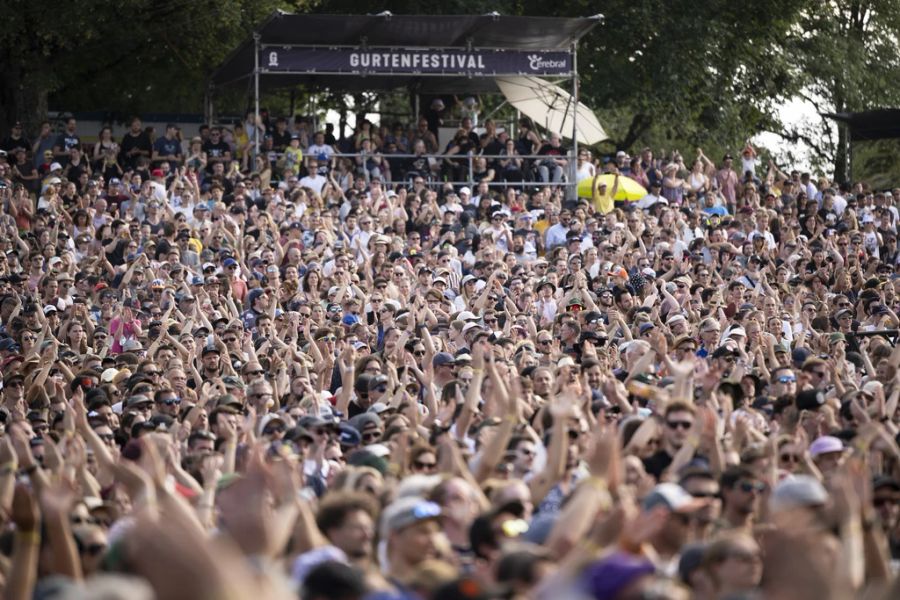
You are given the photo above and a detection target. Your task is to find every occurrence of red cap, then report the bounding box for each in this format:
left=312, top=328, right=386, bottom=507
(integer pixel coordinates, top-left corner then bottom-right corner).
left=151, top=169, right=164, bottom=178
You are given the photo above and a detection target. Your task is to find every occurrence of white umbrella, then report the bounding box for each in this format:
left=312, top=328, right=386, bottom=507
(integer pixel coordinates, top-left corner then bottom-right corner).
left=495, top=76, right=608, bottom=145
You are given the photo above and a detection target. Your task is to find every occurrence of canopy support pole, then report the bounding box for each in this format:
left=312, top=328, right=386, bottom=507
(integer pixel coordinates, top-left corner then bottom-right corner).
left=289, top=90, right=296, bottom=122
left=204, top=83, right=214, bottom=126
left=253, top=33, right=261, bottom=164
left=569, top=42, right=579, bottom=201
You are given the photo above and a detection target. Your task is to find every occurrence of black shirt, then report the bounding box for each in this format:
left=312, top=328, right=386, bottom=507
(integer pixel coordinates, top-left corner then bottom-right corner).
left=271, top=129, right=292, bottom=153
left=1, top=135, right=30, bottom=155
left=643, top=449, right=674, bottom=480
left=119, top=131, right=152, bottom=170
left=54, top=132, right=81, bottom=166
left=202, top=141, right=231, bottom=172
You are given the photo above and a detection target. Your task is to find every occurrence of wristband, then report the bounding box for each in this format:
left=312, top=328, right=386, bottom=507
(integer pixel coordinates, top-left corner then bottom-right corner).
left=584, top=476, right=608, bottom=492
left=16, top=530, right=40, bottom=545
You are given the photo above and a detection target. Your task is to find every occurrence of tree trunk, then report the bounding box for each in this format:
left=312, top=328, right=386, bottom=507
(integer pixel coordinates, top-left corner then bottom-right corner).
left=619, top=113, right=653, bottom=151
left=834, top=121, right=849, bottom=184
left=0, top=60, right=49, bottom=135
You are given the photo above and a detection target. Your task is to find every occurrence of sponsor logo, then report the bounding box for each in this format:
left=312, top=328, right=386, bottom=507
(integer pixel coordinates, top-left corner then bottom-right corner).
left=528, top=54, right=567, bottom=71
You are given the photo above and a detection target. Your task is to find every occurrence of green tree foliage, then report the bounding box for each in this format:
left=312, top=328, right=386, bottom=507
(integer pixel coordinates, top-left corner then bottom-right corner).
left=781, top=0, right=900, bottom=181
left=311, top=0, right=805, bottom=159
left=3, top=0, right=898, bottom=179
left=0, top=0, right=308, bottom=131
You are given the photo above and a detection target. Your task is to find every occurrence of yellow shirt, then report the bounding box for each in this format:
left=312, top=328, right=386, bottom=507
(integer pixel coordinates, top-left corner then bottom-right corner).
left=593, top=179, right=615, bottom=214
left=284, top=146, right=303, bottom=176
left=234, top=130, right=249, bottom=158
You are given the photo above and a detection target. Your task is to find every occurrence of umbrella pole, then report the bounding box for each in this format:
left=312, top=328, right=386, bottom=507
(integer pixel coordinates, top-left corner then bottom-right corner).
left=568, top=42, right=579, bottom=201
left=253, top=32, right=261, bottom=165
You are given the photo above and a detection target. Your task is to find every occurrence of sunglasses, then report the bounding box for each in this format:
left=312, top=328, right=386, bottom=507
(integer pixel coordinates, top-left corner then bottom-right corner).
left=777, top=375, right=796, bottom=383
left=666, top=420, right=693, bottom=430
left=414, top=460, right=437, bottom=470
left=689, top=490, right=719, bottom=499
left=779, top=453, right=800, bottom=463
left=362, top=431, right=381, bottom=442
left=160, top=397, right=182, bottom=406
left=737, top=480, right=766, bottom=493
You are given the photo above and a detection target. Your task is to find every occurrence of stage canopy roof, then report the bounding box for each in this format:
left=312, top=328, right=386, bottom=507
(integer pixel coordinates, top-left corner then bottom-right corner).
left=824, top=109, right=900, bottom=141
left=210, top=11, right=601, bottom=94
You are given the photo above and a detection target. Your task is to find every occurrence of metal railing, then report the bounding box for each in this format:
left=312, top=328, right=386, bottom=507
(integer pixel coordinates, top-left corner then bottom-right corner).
left=291, top=150, right=581, bottom=191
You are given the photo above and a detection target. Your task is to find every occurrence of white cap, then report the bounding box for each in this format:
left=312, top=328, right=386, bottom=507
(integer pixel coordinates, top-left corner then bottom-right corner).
left=462, top=322, right=481, bottom=334
left=49, top=162, right=63, bottom=171
left=459, top=186, right=471, bottom=196
left=809, top=435, right=844, bottom=458
left=667, top=313, right=687, bottom=326
left=257, top=413, right=285, bottom=436
left=769, top=475, right=829, bottom=513
left=366, top=443, right=391, bottom=458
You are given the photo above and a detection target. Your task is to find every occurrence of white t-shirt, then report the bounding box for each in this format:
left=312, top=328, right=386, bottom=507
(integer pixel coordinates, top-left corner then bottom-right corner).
left=298, top=174, right=327, bottom=195
left=305, top=144, right=334, bottom=172
left=576, top=161, right=596, bottom=182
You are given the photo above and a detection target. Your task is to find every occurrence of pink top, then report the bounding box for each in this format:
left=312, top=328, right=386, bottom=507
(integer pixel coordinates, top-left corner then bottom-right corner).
left=109, top=318, right=141, bottom=353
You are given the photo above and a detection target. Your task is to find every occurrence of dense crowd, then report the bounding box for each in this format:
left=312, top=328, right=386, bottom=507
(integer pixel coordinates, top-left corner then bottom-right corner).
left=0, top=107, right=899, bottom=600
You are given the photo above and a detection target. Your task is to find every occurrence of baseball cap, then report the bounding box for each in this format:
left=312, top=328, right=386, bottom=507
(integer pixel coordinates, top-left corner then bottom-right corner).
left=100, top=368, right=120, bottom=383
left=0, top=338, right=20, bottom=352
left=257, top=414, right=285, bottom=436
left=666, top=313, right=687, bottom=327
left=380, top=497, right=442, bottom=538
left=642, top=483, right=706, bottom=513
left=338, top=423, right=362, bottom=447
left=581, top=551, right=655, bottom=600
left=711, top=346, right=738, bottom=359
left=201, top=344, right=220, bottom=357
left=809, top=435, right=844, bottom=458
left=366, top=374, right=389, bottom=391
left=348, top=412, right=382, bottom=433
left=769, top=475, right=829, bottom=513
left=432, top=352, right=455, bottom=367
